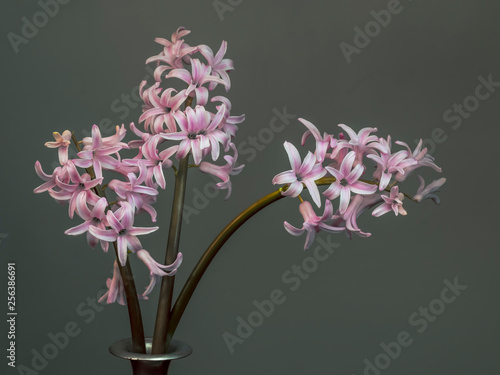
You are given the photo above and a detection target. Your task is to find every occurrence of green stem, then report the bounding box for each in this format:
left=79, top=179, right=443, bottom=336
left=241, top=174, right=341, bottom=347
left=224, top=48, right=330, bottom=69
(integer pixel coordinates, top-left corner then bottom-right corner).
left=166, top=178, right=336, bottom=339
left=151, top=155, right=190, bottom=354
left=71, top=133, right=146, bottom=354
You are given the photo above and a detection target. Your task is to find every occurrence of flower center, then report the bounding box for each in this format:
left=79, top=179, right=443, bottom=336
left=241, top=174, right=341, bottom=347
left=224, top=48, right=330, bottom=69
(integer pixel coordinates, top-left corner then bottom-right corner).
left=118, top=229, right=127, bottom=235
left=187, top=130, right=206, bottom=139
left=340, top=178, right=348, bottom=186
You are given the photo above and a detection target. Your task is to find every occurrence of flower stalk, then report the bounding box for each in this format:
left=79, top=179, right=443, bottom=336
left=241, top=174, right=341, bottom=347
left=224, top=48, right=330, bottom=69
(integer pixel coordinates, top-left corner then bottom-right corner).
left=152, top=154, right=190, bottom=354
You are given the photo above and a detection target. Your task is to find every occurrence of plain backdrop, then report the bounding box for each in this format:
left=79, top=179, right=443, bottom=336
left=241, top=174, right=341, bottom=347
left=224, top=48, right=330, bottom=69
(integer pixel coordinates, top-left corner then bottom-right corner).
left=1, top=1, right=499, bottom=374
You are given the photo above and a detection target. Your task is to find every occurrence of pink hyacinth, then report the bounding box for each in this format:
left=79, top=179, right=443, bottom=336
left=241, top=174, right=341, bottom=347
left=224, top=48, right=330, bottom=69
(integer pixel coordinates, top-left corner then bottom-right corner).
left=138, top=82, right=188, bottom=134
left=272, top=142, right=326, bottom=207
left=299, top=118, right=334, bottom=163
left=161, top=105, right=229, bottom=165
left=49, top=161, right=101, bottom=218
left=44, top=130, right=72, bottom=164
left=284, top=200, right=344, bottom=250
left=162, top=59, right=226, bottom=106
left=372, top=186, right=407, bottom=217
left=89, top=202, right=159, bottom=266
left=136, top=250, right=183, bottom=297
left=74, top=125, right=126, bottom=180
left=324, top=151, right=377, bottom=214
left=65, top=196, right=109, bottom=251
left=198, top=41, right=234, bottom=91
left=367, top=136, right=417, bottom=191
left=198, top=143, right=244, bottom=199
left=147, top=27, right=197, bottom=72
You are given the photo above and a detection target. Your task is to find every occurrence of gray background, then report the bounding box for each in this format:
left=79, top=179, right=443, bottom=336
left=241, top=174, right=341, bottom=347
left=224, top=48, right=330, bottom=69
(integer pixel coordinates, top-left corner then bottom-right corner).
left=1, top=0, right=499, bottom=374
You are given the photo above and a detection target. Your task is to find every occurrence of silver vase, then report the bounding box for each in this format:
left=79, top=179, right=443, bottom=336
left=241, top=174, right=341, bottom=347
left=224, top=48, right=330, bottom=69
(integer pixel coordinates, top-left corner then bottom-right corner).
left=109, top=338, right=192, bottom=375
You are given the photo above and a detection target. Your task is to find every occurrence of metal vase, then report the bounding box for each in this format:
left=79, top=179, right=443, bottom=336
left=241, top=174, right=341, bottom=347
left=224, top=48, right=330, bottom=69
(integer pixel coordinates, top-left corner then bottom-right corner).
left=109, top=338, right=192, bottom=375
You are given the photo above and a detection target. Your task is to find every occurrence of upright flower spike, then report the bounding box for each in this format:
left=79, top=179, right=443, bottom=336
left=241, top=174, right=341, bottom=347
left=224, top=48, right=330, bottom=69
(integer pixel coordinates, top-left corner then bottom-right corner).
left=272, top=142, right=326, bottom=207
left=324, top=151, right=377, bottom=214
left=44, top=130, right=72, bottom=164
left=284, top=200, right=344, bottom=250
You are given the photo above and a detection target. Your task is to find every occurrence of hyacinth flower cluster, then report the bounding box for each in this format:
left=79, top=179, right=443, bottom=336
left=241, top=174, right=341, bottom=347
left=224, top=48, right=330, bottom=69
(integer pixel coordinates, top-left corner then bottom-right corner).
left=34, top=27, right=244, bottom=307
left=272, top=119, right=446, bottom=249
left=34, top=27, right=446, bottom=361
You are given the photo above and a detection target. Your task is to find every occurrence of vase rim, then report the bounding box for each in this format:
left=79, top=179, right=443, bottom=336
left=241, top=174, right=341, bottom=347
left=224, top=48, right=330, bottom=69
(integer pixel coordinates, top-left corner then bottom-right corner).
left=109, top=338, right=193, bottom=362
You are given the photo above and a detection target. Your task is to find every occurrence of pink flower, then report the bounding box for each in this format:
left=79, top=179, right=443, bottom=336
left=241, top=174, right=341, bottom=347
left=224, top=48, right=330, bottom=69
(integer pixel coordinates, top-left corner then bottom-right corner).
left=142, top=144, right=179, bottom=189
left=198, top=40, right=234, bottom=91
left=299, top=118, right=333, bottom=163
left=89, top=202, right=159, bottom=266
left=99, top=261, right=147, bottom=305
left=414, top=176, right=446, bottom=204
left=82, top=125, right=128, bottom=149
left=324, top=151, right=377, bottom=214
left=199, top=143, right=244, bottom=199
left=272, top=142, right=326, bottom=207
left=372, top=186, right=407, bottom=217
left=163, top=59, right=226, bottom=106
left=394, top=139, right=442, bottom=181
left=44, top=130, right=72, bottom=164
left=49, top=162, right=101, bottom=218
left=107, top=165, right=159, bottom=211
left=332, top=124, right=378, bottom=164
left=211, top=96, right=245, bottom=140
left=74, top=125, right=125, bottom=179
left=33, top=161, right=70, bottom=193
left=136, top=250, right=183, bottom=297
left=161, top=105, right=229, bottom=165
left=99, top=261, right=127, bottom=305
left=332, top=194, right=383, bottom=238
left=138, top=82, right=188, bottom=134
left=65, top=196, right=109, bottom=251
left=284, top=200, right=344, bottom=250
left=147, top=27, right=197, bottom=71
left=367, top=136, right=417, bottom=191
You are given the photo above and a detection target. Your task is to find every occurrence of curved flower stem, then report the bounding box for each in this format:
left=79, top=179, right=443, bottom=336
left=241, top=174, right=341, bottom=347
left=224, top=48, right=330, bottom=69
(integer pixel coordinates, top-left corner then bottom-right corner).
left=152, top=155, right=190, bottom=354
left=71, top=133, right=146, bottom=353
left=166, top=176, right=417, bottom=339
left=166, top=177, right=336, bottom=340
